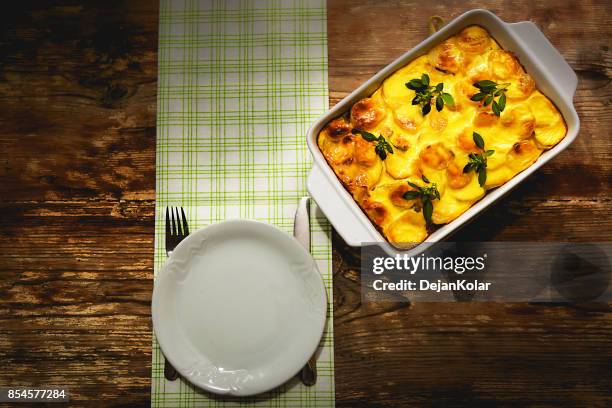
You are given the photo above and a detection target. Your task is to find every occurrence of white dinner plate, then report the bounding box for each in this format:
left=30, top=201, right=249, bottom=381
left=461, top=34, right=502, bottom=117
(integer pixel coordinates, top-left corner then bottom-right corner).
left=152, top=219, right=327, bottom=396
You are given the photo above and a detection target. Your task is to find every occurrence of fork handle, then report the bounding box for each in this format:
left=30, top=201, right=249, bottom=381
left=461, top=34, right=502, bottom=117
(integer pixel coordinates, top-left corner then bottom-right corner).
left=164, top=358, right=178, bottom=381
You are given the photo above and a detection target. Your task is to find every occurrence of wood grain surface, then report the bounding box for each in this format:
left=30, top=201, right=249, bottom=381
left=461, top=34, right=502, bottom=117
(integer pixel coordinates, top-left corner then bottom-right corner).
left=0, top=1, right=158, bottom=406
left=0, top=0, right=611, bottom=407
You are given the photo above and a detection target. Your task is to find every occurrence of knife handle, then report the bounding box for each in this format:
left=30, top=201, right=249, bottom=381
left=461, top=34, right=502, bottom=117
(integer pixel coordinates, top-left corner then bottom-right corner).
left=293, top=196, right=317, bottom=386
left=299, top=353, right=317, bottom=386
left=293, top=197, right=310, bottom=251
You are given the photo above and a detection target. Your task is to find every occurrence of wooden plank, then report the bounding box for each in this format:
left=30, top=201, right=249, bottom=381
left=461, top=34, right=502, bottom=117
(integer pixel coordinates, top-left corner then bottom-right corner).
left=0, top=1, right=157, bottom=405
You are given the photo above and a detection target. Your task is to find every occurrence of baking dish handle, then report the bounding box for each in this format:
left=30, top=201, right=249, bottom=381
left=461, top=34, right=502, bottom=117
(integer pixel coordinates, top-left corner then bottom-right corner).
left=507, top=21, right=578, bottom=100
left=307, top=165, right=374, bottom=247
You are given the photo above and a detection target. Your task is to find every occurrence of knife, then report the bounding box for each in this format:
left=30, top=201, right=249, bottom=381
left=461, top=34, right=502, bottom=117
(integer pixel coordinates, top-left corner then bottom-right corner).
left=293, top=196, right=317, bottom=386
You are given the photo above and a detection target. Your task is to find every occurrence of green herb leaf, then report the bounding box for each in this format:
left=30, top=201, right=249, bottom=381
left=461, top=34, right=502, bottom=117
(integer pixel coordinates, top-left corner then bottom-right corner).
left=352, top=130, right=394, bottom=160
left=406, top=79, right=424, bottom=90
left=478, top=167, right=487, bottom=186
left=474, top=80, right=497, bottom=89
left=441, top=92, right=454, bottom=107
left=498, top=92, right=506, bottom=111
left=472, top=80, right=510, bottom=115
left=472, top=132, right=485, bottom=149
left=384, top=140, right=393, bottom=153
left=406, top=73, right=455, bottom=117
left=492, top=100, right=501, bottom=116
left=402, top=191, right=421, bottom=200
left=470, top=92, right=486, bottom=102
left=435, top=95, right=444, bottom=111
left=405, top=179, right=440, bottom=224
left=464, top=137, right=494, bottom=187
left=407, top=181, right=421, bottom=190
left=375, top=144, right=387, bottom=160
left=375, top=137, right=393, bottom=160
left=351, top=129, right=377, bottom=141
left=423, top=199, right=433, bottom=224
left=421, top=73, right=430, bottom=86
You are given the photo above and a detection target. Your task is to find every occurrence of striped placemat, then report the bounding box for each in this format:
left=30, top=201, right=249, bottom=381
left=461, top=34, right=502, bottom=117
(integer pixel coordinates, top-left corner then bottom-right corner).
left=152, top=0, right=334, bottom=406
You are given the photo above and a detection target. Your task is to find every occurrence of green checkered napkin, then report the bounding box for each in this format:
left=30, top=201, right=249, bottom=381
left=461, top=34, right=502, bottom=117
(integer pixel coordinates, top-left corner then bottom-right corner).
left=153, top=0, right=333, bottom=406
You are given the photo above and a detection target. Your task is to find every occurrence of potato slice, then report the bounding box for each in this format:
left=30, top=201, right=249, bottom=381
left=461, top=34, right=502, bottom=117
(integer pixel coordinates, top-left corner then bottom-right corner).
left=385, top=209, right=427, bottom=245
left=452, top=175, right=485, bottom=202
left=535, top=121, right=567, bottom=149
left=431, top=194, right=471, bottom=225
left=381, top=57, right=429, bottom=109
left=506, top=140, right=541, bottom=173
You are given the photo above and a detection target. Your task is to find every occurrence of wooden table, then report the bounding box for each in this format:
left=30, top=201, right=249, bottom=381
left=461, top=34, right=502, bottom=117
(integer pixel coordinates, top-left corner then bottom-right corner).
left=1, top=1, right=610, bottom=406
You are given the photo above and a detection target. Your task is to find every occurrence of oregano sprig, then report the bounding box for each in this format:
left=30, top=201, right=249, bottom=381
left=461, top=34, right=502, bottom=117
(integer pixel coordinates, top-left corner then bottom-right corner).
left=463, top=132, right=495, bottom=187
left=402, top=175, right=441, bottom=224
left=351, top=129, right=393, bottom=160
left=470, top=80, right=509, bottom=116
left=406, top=73, right=455, bottom=116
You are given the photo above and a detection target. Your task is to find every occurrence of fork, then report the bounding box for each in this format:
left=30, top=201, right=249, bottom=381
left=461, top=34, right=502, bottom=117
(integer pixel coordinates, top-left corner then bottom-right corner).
left=162, top=206, right=190, bottom=381
left=166, top=206, right=190, bottom=256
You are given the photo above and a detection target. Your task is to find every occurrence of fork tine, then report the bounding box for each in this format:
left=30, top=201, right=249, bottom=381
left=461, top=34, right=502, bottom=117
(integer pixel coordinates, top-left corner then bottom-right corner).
left=174, top=207, right=182, bottom=238
left=180, top=207, right=189, bottom=235
left=165, top=206, right=171, bottom=239
left=171, top=206, right=178, bottom=237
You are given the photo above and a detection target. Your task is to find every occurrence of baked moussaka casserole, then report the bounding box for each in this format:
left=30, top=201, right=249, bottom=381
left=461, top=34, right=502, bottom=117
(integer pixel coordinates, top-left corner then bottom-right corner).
left=317, top=26, right=566, bottom=245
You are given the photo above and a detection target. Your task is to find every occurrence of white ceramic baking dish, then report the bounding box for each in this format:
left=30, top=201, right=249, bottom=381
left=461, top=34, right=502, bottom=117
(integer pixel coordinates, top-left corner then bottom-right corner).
left=306, top=8, right=579, bottom=250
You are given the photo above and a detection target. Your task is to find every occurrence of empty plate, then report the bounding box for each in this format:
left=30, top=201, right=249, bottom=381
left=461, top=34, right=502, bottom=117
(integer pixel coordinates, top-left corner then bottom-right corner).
left=152, top=219, right=327, bottom=396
